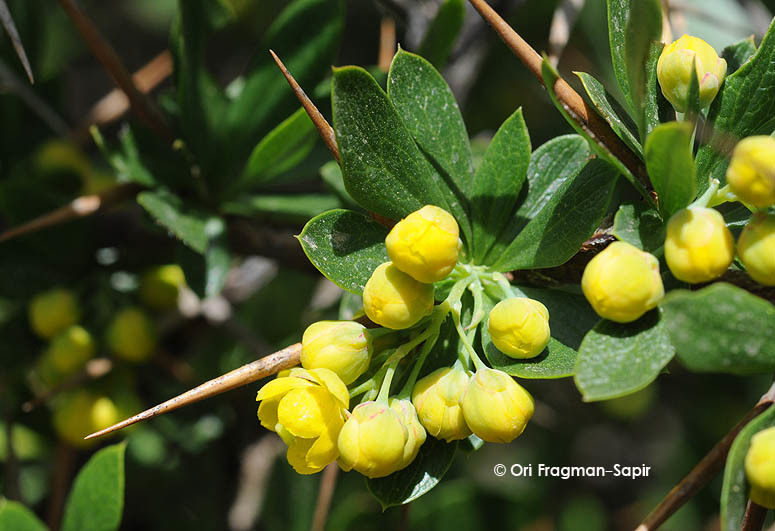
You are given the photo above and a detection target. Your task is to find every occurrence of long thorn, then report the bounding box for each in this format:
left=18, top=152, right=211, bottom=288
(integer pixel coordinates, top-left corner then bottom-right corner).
left=84, top=343, right=302, bottom=440
left=269, top=50, right=339, bottom=162
left=56, top=0, right=172, bottom=142
left=0, top=183, right=140, bottom=243
left=0, top=0, right=34, bottom=83
left=636, top=381, right=775, bottom=531
left=467, top=0, right=648, bottom=186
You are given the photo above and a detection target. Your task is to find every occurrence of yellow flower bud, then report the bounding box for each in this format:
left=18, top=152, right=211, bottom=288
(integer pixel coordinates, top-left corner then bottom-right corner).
left=52, top=391, right=121, bottom=448
left=256, top=367, right=348, bottom=474
left=460, top=368, right=534, bottom=443
left=46, top=325, right=95, bottom=376
left=385, top=205, right=460, bottom=283
left=726, top=136, right=775, bottom=209
left=657, top=35, right=727, bottom=112
left=389, top=398, right=427, bottom=469
left=487, top=298, right=550, bottom=359
left=106, top=307, right=157, bottom=363
left=363, top=262, right=434, bottom=330
left=665, top=207, right=734, bottom=283
left=738, top=214, right=775, bottom=286
left=301, top=321, right=372, bottom=384
left=139, top=264, right=186, bottom=310
left=28, top=288, right=81, bottom=339
left=337, top=401, right=409, bottom=478
left=411, top=365, right=472, bottom=442
left=581, top=242, right=664, bottom=323
left=744, top=426, right=775, bottom=509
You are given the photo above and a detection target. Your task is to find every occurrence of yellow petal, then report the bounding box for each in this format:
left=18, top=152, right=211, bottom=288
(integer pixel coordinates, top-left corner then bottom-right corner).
left=277, top=387, right=337, bottom=438
left=308, top=368, right=350, bottom=409
left=257, top=396, right=281, bottom=432
left=286, top=437, right=324, bottom=475
left=256, top=376, right=313, bottom=401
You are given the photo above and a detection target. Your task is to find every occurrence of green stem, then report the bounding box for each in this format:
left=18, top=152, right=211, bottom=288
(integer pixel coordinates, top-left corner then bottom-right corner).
left=690, top=178, right=720, bottom=209
left=348, top=378, right=376, bottom=399
left=450, top=301, right=486, bottom=371
left=376, top=360, right=399, bottom=404
left=465, top=280, right=485, bottom=331
left=397, top=315, right=446, bottom=399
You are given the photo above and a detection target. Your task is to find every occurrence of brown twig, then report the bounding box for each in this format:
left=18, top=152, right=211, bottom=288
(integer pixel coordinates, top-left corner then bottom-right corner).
left=310, top=463, right=339, bottom=531
left=0, top=0, right=33, bottom=83
left=741, top=500, right=768, bottom=531
left=269, top=50, right=339, bottom=162
left=71, top=50, right=173, bottom=144
left=84, top=343, right=302, bottom=440
left=55, top=0, right=172, bottom=142
left=379, top=17, right=397, bottom=72
left=636, top=382, right=775, bottom=531
left=467, top=0, right=648, bottom=186
left=0, top=183, right=140, bottom=243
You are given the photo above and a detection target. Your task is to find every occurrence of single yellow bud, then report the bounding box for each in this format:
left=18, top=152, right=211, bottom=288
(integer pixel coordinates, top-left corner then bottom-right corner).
left=460, top=368, right=534, bottom=443
left=726, top=136, right=775, bottom=209
left=28, top=288, right=81, bottom=339
left=487, top=298, right=550, bottom=359
left=363, top=262, right=434, bottom=330
left=106, top=307, right=157, bottom=363
left=256, top=367, right=348, bottom=474
left=52, top=391, right=121, bottom=448
left=301, top=321, right=372, bottom=384
left=385, top=205, right=460, bottom=283
left=665, top=207, right=734, bottom=283
left=657, top=35, right=727, bottom=112
left=738, top=214, right=775, bottom=286
left=139, top=264, right=186, bottom=310
left=389, top=398, right=427, bottom=469
left=337, top=401, right=409, bottom=478
left=581, top=242, right=664, bottom=323
left=411, top=365, right=472, bottom=442
left=744, top=426, right=775, bottom=509
left=46, top=325, right=95, bottom=376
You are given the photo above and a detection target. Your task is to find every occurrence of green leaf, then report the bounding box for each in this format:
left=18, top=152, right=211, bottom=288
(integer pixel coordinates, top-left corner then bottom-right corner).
left=695, top=18, right=775, bottom=192
left=606, top=0, right=663, bottom=136
left=366, top=437, right=457, bottom=509
left=204, top=233, right=230, bottom=298
left=223, top=0, right=343, bottom=172
left=221, top=194, right=341, bottom=222
left=470, top=108, right=531, bottom=262
left=239, top=108, right=317, bottom=188
left=170, top=0, right=229, bottom=173
left=485, top=135, right=591, bottom=263
left=541, top=58, right=649, bottom=202
left=661, top=283, right=775, bottom=375
left=612, top=201, right=665, bottom=252
left=418, top=0, right=465, bottom=69
left=0, top=499, right=46, bottom=531
left=482, top=287, right=598, bottom=379
left=387, top=49, right=473, bottom=244
left=298, top=209, right=389, bottom=295
left=644, top=121, right=697, bottom=217
left=721, top=404, right=775, bottom=531
left=137, top=190, right=220, bottom=254
left=491, top=158, right=619, bottom=272
left=575, top=71, right=643, bottom=157
left=642, top=41, right=674, bottom=139
left=61, top=443, right=126, bottom=531
left=332, top=66, right=451, bottom=221
left=91, top=126, right=155, bottom=187
left=575, top=310, right=675, bottom=401
left=722, top=36, right=757, bottom=74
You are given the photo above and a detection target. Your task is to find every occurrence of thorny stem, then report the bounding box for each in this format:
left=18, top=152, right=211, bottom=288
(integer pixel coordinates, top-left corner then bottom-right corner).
left=637, top=378, right=775, bottom=531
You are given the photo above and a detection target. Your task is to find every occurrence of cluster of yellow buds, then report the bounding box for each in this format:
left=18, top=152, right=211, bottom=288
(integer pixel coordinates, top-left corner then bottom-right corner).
left=257, top=204, right=545, bottom=478
left=745, top=426, right=775, bottom=509
left=581, top=131, right=775, bottom=320
left=408, top=365, right=535, bottom=444
left=363, top=205, right=459, bottom=329
left=657, top=35, right=727, bottom=113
